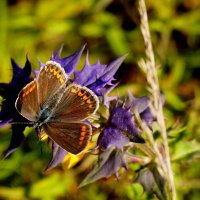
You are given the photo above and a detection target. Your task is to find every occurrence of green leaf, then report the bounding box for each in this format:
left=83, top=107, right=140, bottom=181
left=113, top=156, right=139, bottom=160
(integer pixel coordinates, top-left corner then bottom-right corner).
left=172, top=140, right=200, bottom=161
left=169, top=58, right=186, bottom=86
left=105, top=27, right=129, bottom=56
left=29, top=172, right=73, bottom=200
left=80, top=23, right=103, bottom=37
left=165, top=90, right=186, bottom=110
left=0, top=187, right=25, bottom=200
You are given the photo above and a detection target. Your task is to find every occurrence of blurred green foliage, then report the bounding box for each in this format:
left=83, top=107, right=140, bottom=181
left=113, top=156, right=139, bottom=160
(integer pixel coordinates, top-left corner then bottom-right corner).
left=0, top=0, right=200, bottom=199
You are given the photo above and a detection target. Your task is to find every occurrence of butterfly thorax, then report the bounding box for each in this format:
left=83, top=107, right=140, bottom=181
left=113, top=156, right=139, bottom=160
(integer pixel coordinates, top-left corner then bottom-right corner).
left=33, top=104, right=56, bottom=128
left=32, top=113, right=49, bottom=129
left=40, top=108, right=53, bottom=122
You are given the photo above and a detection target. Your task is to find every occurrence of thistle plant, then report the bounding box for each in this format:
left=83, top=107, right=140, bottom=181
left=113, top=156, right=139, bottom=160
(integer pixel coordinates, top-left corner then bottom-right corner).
left=0, top=44, right=170, bottom=199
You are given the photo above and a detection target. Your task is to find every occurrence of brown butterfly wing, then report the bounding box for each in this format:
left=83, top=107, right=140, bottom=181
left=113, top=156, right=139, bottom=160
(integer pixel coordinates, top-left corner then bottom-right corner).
left=37, top=61, right=67, bottom=108
left=15, top=80, right=39, bottom=121
left=52, top=84, right=99, bottom=122
left=42, top=121, right=91, bottom=154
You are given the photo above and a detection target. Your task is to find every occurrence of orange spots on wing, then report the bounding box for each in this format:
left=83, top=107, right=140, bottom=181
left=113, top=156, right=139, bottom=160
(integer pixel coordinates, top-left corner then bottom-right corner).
left=71, top=88, right=78, bottom=93
left=25, top=91, right=29, bottom=97
left=80, top=131, right=86, bottom=137
left=48, top=67, right=57, bottom=76
left=22, top=83, right=36, bottom=98
left=89, top=104, right=94, bottom=108
left=48, top=67, right=65, bottom=84
left=79, top=125, right=90, bottom=145
left=81, top=125, right=87, bottom=132
left=53, top=70, right=57, bottom=75
left=57, top=74, right=61, bottom=79
left=87, top=99, right=92, bottom=104
left=83, top=95, right=89, bottom=100
left=83, top=97, right=95, bottom=110
left=59, top=78, right=64, bottom=84
left=78, top=91, right=84, bottom=97
left=79, top=136, right=85, bottom=141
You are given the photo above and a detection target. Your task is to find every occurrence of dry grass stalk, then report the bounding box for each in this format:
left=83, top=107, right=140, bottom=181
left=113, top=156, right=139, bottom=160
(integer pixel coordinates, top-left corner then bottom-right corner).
left=137, top=0, right=176, bottom=199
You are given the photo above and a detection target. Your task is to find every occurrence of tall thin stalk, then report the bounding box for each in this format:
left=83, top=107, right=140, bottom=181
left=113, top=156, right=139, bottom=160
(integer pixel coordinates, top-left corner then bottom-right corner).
left=137, top=0, right=176, bottom=199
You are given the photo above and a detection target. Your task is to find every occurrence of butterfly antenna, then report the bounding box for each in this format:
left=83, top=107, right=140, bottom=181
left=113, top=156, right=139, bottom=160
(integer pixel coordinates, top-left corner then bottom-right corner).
left=11, top=121, right=34, bottom=125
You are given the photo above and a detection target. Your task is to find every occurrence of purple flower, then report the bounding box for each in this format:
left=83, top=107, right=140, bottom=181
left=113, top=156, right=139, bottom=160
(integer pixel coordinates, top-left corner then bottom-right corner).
left=97, top=127, right=130, bottom=150
left=35, top=45, right=86, bottom=77
left=46, top=142, right=67, bottom=171
left=130, top=94, right=165, bottom=130
left=140, top=107, right=156, bottom=130
left=97, top=99, right=145, bottom=151
left=97, top=94, right=164, bottom=151
left=74, top=53, right=126, bottom=96
left=0, top=57, right=33, bottom=157
left=84, top=94, right=162, bottom=186
left=51, top=45, right=86, bottom=75
left=79, top=147, right=128, bottom=187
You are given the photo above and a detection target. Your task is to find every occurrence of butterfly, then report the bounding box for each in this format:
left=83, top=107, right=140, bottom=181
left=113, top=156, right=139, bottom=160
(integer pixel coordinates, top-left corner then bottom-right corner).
left=15, top=61, right=99, bottom=154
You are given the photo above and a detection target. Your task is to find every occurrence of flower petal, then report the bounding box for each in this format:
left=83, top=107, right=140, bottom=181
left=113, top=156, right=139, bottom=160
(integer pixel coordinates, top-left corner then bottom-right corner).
left=3, top=124, right=25, bottom=158
left=74, top=52, right=105, bottom=86
left=51, top=45, right=86, bottom=75
left=0, top=58, right=32, bottom=127
left=79, top=147, right=127, bottom=187
left=74, top=55, right=126, bottom=96
left=46, top=142, right=67, bottom=171
left=140, top=108, right=156, bottom=130
left=110, top=103, right=145, bottom=143
left=97, top=127, right=129, bottom=150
